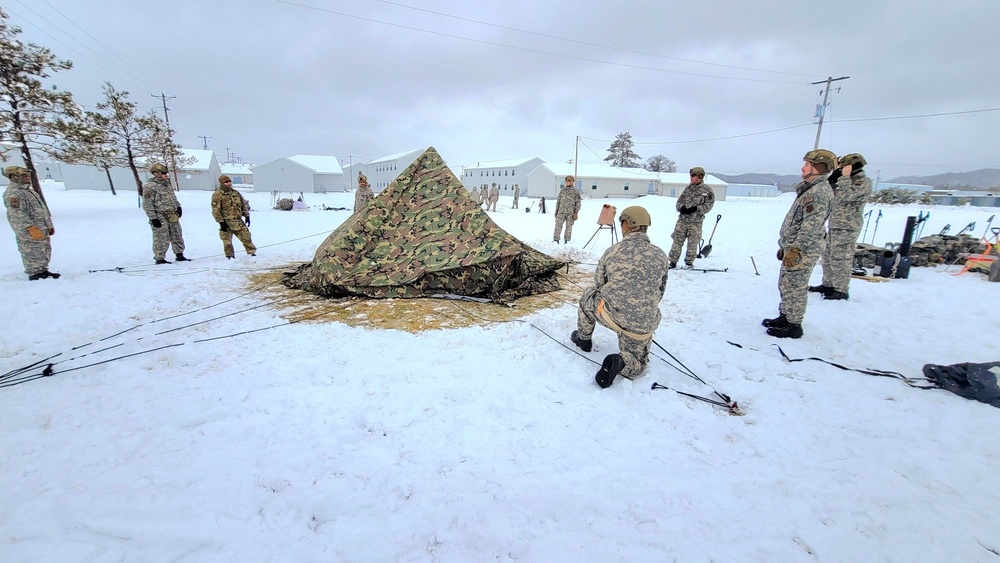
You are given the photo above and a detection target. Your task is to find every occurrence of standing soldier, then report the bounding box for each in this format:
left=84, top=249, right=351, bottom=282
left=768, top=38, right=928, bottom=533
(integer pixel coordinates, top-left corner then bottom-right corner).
left=354, top=172, right=374, bottom=213
left=212, top=175, right=256, bottom=259
left=477, top=185, right=487, bottom=208
left=570, top=206, right=670, bottom=388
left=668, top=166, right=715, bottom=269
left=512, top=183, right=520, bottom=209
left=488, top=183, right=500, bottom=212
left=763, top=149, right=836, bottom=339
left=142, top=163, right=188, bottom=264
left=553, top=175, right=582, bottom=243
left=811, top=153, right=872, bottom=300
left=3, top=166, right=59, bottom=280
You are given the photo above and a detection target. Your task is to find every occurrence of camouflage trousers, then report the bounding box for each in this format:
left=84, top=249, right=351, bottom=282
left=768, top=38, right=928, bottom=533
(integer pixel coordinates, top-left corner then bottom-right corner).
left=669, top=216, right=704, bottom=266
left=151, top=217, right=185, bottom=260
left=220, top=220, right=256, bottom=257
left=512, top=196, right=519, bottom=209
left=553, top=215, right=576, bottom=242
left=821, top=228, right=861, bottom=292
left=13, top=235, right=51, bottom=276
left=577, top=287, right=652, bottom=380
left=778, top=247, right=822, bottom=324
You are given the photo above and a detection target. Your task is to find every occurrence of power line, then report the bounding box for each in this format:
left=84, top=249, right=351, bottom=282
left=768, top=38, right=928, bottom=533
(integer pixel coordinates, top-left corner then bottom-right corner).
left=828, top=107, right=1000, bottom=123
left=8, top=1, right=160, bottom=95
left=369, top=0, right=817, bottom=78
left=275, top=0, right=805, bottom=85
left=38, top=0, right=169, bottom=93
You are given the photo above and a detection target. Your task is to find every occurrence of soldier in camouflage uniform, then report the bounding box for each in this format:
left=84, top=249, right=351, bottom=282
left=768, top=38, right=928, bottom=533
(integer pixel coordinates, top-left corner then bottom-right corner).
left=810, top=153, right=872, bottom=300
left=142, top=163, right=188, bottom=264
left=668, top=166, right=715, bottom=268
left=212, top=175, right=256, bottom=259
left=3, top=166, right=59, bottom=280
left=571, top=206, right=670, bottom=388
left=488, top=183, right=499, bottom=212
left=512, top=184, right=520, bottom=209
left=762, top=150, right=836, bottom=339
left=354, top=172, right=374, bottom=213
left=553, top=175, right=582, bottom=243
left=477, top=185, right=486, bottom=208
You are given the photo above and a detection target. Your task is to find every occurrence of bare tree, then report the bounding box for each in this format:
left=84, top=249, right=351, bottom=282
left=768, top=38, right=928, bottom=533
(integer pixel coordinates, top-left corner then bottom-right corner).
left=645, top=154, right=677, bottom=173
left=603, top=132, right=641, bottom=168
left=0, top=8, right=82, bottom=200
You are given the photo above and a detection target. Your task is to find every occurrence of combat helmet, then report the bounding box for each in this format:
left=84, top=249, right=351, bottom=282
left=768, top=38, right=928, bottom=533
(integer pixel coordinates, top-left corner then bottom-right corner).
left=689, top=166, right=706, bottom=176
left=838, top=153, right=866, bottom=168
left=565, top=175, right=575, bottom=182
left=619, top=206, right=651, bottom=228
left=149, top=163, right=168, bottom=174
left=3, top=165, right=29, bottom=179
left=803, top=149, right=837, bottom=171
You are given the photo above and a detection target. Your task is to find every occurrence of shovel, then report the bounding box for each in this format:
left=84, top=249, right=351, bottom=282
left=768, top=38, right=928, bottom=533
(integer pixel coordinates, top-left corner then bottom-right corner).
left=698, top=214, right=722, bottom=258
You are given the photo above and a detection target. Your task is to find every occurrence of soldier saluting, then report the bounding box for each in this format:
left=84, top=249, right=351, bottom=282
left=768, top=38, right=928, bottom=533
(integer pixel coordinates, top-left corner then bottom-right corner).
left=3, top=166, right=59, bottom=280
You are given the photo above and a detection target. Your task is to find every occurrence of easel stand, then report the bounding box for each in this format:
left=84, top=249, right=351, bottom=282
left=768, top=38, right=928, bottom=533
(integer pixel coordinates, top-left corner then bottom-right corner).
left=584, top=224, right=618, bottom=249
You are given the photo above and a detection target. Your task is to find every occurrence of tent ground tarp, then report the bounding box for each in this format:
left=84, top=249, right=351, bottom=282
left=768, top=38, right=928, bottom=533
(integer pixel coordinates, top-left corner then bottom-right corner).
left=923, top=361, right=1000, bottom=408
left=284, top=147, right=565, bottom=303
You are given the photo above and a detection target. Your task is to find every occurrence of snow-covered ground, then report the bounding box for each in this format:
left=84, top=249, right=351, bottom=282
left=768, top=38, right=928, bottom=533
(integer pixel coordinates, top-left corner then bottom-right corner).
left=2, top=181, right=999, bottom=562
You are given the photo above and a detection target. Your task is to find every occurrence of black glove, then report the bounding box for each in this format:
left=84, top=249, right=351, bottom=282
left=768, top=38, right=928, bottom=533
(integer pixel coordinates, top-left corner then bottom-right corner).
left=150, top=218, right=162, bottom=228
left=827, top=169, right=843, bottom=186
left=244, top=215, right=250, bottom=227
left=776, top=248, right=784, bottom=261
left=680, top=205, right=696, bottom=215
left=219, top=222, right=229, bottom=232
left=176, top=206, right=183, bottom=218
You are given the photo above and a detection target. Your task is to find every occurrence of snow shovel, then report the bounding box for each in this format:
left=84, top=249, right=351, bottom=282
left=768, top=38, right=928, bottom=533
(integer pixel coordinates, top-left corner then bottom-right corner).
left=698, top=214, right=722, bottom=258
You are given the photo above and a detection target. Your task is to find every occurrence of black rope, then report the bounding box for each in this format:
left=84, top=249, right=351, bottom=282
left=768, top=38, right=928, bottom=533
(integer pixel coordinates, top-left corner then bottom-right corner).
left=772, top=345, right=938, bottom=389
left=650, top=339, right=741, bottom=414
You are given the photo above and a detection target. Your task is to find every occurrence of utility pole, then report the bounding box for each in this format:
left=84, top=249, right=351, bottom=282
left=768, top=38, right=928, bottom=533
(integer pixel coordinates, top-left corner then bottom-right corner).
left=223, top=147, right=232, bottom=163
left=198, top=135, right=211, bottom=150
left=573, top=135, right=579, bottom=187
left=810, top=76, right=849, bottom=149
left=151, top=92, right=180, bottom=188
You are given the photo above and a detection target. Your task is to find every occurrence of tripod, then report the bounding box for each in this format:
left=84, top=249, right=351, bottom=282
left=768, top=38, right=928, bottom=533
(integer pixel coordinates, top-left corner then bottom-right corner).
left=584, top=223, right=618, bottom=249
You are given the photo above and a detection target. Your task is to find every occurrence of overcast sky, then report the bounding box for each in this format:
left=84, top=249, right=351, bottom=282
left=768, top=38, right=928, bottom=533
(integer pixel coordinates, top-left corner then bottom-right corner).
left=8, top=0, right=1000, bottom=179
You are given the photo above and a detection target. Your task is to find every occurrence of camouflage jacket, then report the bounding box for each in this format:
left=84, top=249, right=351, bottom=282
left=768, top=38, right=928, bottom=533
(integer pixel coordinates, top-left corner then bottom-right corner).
left=593, top=231, right=670, bottom=334
left=554, top=185, right=582, bottom=218
left=675, top=182, right=715, bottom=219
left=211, top=186, right=250, bottom=222
left=489, top=187, right=499, bottom=202
left=780, top=176, right=834, bottom=252
left=829, top=170, right=872, bottom=231
left=4, top=181, right=53, bottom=237
left=142, top=177, right=181, bottom=220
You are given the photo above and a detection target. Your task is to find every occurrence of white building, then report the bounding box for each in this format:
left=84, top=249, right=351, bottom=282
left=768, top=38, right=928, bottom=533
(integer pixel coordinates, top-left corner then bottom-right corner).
left=169, top=148, right=222, bottom=191
left=657, top=172, right=728, bottom=202
left=221, top=162, right=253, bottom=186
left=724, top=183, right=779, bottom=197
left=61, top=164, right=143, bottom=192
left=461, top=157, right=544, bottom=197
left=525, top=163, right=665, bottom=200
left=358, top=148, right=424, bottom=193
left=252, top=155, right=344, bottom=194
left=0, top=144, right=64, bottom=185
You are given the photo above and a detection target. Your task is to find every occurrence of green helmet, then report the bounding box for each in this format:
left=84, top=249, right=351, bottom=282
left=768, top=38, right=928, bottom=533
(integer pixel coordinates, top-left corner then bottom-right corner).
left=838, top=153, right=867, bottom=168
left=689, top=166, right=706, bottom=176
left=620, top=206, right=651, bottom=228
left=149, top=163, right=168, bottom=174
left=803, top=149, right=837, bottom=171
left=3, top=165, right=29, bottom=179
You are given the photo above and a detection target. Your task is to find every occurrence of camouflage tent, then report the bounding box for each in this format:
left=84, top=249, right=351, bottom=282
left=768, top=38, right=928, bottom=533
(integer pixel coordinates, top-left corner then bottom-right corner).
left=284, top=147, right=565, bottom=302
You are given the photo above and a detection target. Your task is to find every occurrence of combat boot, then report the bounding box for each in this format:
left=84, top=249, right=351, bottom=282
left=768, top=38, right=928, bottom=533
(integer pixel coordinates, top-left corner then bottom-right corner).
left=767, top=323, right=803, bottom=339
left=174, top=253, right=190, bottom=262
left=595, top=354, right=625, bottom=388
left=808, top=284, right=833, bottom=295
left=669, top=261, right=677, bottom=269
left=761, top=313, right=789, bottom=328
left=28, top=271, right=47, bottom=280
left=823, top=290, right=849, bottom=300
left=571, top=330, right=592, bottom=352
left=154, top=259, right=171, bottom=265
